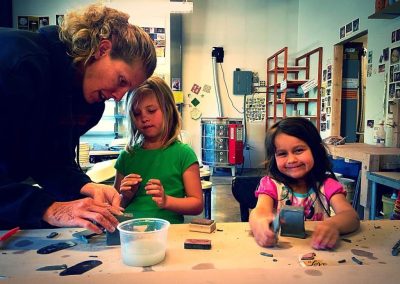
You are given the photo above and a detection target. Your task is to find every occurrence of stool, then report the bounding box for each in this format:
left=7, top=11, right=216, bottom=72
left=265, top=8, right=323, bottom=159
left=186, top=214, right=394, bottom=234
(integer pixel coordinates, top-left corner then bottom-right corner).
left=201, top=180, right=213, bottom=219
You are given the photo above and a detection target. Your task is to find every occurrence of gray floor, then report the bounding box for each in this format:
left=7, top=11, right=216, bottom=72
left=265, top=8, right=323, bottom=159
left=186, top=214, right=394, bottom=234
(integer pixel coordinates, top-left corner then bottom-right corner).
left=185, top=168, right=264, bottom=223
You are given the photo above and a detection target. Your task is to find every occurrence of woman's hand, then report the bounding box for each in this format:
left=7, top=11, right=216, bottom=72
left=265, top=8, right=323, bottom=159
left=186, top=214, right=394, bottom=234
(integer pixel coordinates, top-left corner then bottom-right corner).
left=80, top=183, right=123, bottom=215
left=311, top=221, right=340, bottom=250
left=43, top=198, right=120, bottom=234
left=250, top=215, right=278, bottom=247
left=145, top=179, right=167, bottom=208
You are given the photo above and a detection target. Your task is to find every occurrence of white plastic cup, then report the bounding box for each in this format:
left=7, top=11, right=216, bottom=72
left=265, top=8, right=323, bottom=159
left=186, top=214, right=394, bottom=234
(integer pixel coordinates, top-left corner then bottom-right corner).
left=117, top=218, right=170, bottom=267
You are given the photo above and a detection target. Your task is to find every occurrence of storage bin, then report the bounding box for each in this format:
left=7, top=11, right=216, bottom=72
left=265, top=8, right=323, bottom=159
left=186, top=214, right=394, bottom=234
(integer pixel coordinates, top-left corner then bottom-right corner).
left=329, top=156, right=361, bottom=179
left=382, top=195, right=395, bottom=219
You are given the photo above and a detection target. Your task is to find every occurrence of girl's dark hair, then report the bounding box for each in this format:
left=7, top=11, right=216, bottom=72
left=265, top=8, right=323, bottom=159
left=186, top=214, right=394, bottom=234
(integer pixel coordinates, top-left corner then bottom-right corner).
left=265, top=117, right=335, bottom=189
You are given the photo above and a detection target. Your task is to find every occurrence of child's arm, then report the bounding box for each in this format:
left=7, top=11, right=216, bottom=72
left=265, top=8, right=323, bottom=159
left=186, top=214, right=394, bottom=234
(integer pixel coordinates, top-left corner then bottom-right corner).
left=145, top=163, right=203, bottom=215
left=114, top=172, right=142, bottom=208
left=312, top=194, right=360, bottom=249
left=249, top=194, right=277, bottom=247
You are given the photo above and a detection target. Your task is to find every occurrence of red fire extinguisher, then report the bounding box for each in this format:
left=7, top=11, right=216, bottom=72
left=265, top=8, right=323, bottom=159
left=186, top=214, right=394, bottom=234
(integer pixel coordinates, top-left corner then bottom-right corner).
left=228, top=123, right=244, bottom=165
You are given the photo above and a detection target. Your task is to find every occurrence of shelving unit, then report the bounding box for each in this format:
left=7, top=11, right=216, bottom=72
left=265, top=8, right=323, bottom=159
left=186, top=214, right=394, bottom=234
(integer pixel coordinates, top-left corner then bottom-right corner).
left=368, top=1, right=400, bottom=19
left=266, top=47, right=323, bottom=131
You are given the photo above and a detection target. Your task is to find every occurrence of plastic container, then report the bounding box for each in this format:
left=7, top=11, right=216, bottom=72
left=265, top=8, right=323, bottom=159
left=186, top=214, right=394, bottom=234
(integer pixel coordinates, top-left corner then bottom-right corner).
left=382, top=195, right=395, bottom=219
left=117, top=218, right=170, bottom=267
left=338, top=177, right=355, bottom=203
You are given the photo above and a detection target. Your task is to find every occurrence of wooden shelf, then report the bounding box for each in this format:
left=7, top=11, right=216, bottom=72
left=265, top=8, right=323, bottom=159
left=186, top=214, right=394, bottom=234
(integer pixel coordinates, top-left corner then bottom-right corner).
left=369, top=2, right=400, bottom=19
left=266, top=47, right=322, bottom=131
left=268, top=80, right=308, bottom=89
left=267, top=66, right=307, bottom=73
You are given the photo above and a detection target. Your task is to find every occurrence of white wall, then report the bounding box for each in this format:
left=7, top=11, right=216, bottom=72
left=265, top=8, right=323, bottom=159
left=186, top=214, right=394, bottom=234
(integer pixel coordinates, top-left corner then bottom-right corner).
left=182, top=0, right=299, bottom=168
left=12, top=0, right=170, bottom=81
left=12, top=0, right=400, bottom=167
left=297, top=0, right=400, bottom=144
left=182, top=0, right=400, bottom=169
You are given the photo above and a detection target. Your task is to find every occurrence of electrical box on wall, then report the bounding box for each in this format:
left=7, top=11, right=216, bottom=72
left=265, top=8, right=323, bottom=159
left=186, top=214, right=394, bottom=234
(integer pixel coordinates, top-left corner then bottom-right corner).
left=233, top=70, right=252, bottom=95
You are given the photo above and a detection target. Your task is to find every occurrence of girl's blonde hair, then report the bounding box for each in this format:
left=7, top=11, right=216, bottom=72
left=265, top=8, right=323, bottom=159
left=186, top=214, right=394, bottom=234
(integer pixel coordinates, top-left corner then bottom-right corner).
left=59, top=4, right=156, bottom=77
left=126, top=76, right=181, bottom=152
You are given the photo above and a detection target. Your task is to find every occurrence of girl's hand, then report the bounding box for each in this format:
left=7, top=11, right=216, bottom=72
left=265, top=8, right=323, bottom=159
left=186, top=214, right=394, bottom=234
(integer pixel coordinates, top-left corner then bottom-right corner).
left=145, top=179, right=166, bottom=208
left=311, top=221, right=340, bottom=250
left=120, top=174, right=142, bottom=207
left=250, top=215, right=277, bottom=247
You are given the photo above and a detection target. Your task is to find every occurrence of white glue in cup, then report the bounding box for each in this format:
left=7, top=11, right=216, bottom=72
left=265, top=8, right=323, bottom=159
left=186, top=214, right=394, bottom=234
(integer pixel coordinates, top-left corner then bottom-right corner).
left=117, top=218, right=170, bottom=267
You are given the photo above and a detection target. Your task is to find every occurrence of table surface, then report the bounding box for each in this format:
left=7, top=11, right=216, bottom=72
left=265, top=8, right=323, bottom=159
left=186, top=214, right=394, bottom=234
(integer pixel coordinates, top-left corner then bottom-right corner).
left=368, top=171, right=400, bottom=181
left=327, top=143, right=400, bottom=218
left=327, top=143, right=400, bottom=156
left=1, top=221, right=399, bottom=283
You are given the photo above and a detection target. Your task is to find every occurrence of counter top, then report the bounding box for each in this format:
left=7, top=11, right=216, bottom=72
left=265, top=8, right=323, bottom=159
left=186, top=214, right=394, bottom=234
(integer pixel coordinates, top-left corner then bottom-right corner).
left=0, top=220, right=399, bottom=283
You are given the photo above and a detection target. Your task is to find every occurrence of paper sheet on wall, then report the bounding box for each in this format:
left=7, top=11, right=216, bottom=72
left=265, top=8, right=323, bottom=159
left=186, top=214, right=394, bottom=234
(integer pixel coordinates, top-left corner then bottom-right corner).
left=245, top=96, right=266, bottom=122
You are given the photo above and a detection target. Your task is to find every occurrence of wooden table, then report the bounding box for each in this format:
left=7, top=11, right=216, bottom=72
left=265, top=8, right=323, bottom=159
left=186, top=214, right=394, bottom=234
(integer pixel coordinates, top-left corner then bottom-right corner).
left=327, top=143, right=400, bottom=219
left=367, top=171, right=400, bottom=220
left=1, top=221, right=399, bottom=283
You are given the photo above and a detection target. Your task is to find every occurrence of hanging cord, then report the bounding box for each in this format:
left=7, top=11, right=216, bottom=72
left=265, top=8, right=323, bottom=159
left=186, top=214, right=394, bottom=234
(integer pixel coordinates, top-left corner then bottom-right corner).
left=219, top=63, right=244, bottom=114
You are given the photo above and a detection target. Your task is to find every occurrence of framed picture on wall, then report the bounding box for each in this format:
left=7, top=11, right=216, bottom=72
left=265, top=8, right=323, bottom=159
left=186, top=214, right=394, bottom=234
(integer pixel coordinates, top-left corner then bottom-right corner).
left=390, top=46, right=400, bottom=64
left=56, top=15, right=64, bottom=26
left=352, top=18, right=359, bottom=32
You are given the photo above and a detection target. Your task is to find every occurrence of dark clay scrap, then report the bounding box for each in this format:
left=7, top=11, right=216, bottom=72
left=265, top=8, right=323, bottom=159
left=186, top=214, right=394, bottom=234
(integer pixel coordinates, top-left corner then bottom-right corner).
left=301, top=252, right=316, bottom=260
left=59, top=260, right=102, bottom=276
left=279, top=205, right=306, bottom=238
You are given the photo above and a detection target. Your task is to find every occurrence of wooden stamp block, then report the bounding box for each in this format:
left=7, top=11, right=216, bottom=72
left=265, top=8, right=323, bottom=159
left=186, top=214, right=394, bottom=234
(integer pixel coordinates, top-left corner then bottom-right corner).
left=189, top=218, right=216, bottom=233
left=184, top=239, right=212, bottom=250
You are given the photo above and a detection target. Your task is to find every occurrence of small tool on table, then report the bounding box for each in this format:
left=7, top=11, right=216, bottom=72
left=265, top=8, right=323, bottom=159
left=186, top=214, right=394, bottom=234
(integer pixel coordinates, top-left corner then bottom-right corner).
left=0, top=227, right=20, bottom=249
left=392, top=239, right=400, bottom=256
left=72, top=230, right=102, bottom=244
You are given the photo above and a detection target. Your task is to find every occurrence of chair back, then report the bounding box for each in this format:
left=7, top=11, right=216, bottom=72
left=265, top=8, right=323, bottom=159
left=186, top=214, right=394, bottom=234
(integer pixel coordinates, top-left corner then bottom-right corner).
left=231, top=176, right=261, bottom=222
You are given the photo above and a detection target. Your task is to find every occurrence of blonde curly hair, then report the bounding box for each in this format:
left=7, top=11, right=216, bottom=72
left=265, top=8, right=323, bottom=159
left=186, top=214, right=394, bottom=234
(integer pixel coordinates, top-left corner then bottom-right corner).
left=59, top=4, right=156, bottom=77
left=126, top=76, right=182, bottom=152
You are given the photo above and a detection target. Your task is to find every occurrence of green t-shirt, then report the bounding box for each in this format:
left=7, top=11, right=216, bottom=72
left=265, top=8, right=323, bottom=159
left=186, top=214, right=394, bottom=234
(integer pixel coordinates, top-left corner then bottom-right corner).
left=114, top=141, right=198, bottom=224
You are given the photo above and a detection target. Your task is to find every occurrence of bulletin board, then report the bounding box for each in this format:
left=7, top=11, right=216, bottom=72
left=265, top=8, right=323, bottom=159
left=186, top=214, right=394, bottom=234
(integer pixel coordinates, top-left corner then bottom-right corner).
left=141, top=26, right=166, bottom=58
left=245, top=96, right=266, bottom=122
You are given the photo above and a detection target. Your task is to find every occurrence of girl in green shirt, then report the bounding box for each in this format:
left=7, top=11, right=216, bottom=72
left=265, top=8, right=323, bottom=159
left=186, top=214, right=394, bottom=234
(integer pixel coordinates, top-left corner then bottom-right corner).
left=114, top=76, right=203, bottom=223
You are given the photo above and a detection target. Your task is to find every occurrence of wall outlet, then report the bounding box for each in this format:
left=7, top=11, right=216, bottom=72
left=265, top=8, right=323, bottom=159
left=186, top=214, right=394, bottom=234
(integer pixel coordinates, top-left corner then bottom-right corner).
left=260, top=80, right=266, bottom=87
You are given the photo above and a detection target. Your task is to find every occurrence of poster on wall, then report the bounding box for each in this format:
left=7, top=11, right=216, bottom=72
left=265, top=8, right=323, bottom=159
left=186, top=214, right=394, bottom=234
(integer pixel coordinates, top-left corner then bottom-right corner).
left=18, top=16, right=49, bottom=32
left=17, top=16, right=29, bottom=30
left=141, top=27, right=166, bottom=57
left=245, top=96, right=266, bottom=122
left=389, top=46, right=400, bottom=100
left=56, top=15, right=64, bottom=26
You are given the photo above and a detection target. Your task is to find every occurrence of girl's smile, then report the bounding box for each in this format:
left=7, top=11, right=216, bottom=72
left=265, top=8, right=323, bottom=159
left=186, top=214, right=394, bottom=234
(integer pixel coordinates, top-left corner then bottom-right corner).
left=274, top=133, right=314, bottom=181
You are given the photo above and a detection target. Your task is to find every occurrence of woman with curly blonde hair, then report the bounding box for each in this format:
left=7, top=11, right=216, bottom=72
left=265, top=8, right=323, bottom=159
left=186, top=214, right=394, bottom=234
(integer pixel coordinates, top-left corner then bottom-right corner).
left=0, top=4, right=156, bottom=233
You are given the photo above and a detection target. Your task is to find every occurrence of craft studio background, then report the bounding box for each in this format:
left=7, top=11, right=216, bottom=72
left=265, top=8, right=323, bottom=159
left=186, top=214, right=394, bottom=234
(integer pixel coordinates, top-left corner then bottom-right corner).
left=0, top=0, right=400, bottom=283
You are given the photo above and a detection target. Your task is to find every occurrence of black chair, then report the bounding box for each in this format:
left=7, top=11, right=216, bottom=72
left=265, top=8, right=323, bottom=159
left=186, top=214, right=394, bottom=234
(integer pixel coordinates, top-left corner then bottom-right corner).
left=231, top=176, right=261, bottom=222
